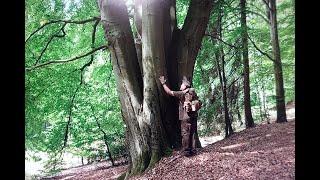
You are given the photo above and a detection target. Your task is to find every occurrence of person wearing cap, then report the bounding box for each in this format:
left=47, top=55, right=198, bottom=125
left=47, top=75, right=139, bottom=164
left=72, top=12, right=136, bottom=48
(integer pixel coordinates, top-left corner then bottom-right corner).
left=159, top=76, right=202, bottom=156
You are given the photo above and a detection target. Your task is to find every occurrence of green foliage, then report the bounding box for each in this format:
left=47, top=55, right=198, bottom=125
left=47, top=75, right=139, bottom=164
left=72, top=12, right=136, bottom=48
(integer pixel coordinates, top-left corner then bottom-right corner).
left=176, top=0, right=189, bottom=28
left=193, top=0, right=295, bottom=135
left=25, top=0, right=125, bottom=173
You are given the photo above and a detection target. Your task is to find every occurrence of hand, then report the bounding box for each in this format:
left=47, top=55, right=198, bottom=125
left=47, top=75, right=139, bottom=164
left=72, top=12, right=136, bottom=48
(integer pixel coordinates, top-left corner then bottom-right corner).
left=186, top=104, right=192, bottom=112
left=159, top=76, right=166, bottom=85
left=184, top=102, right=192, bottom=112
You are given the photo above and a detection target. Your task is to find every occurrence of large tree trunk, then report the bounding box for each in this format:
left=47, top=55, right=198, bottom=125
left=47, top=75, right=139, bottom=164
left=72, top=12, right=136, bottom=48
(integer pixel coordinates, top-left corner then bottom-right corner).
left=99, top=0, right=213, bottom=177
left=265, top=0, right=287, bottom=123
left=98, top=0, right=149, bottom=176
left=160, top=0, right=182, bottom=149
left=240, top=0, right=255, bottom=128
left=141, top=0, right=171, bottom=168
left=175, top=0, right=212, bottom=81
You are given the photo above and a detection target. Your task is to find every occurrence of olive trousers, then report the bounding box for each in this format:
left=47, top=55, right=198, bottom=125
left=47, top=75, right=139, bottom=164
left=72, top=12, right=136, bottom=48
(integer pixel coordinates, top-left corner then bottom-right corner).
left=181, top=117, right=197, bottom=152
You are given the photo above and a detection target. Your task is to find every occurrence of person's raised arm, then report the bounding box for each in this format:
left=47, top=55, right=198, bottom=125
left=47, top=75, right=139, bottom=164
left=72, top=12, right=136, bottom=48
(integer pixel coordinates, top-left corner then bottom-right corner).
left=159, top=76, right=174, bottom=96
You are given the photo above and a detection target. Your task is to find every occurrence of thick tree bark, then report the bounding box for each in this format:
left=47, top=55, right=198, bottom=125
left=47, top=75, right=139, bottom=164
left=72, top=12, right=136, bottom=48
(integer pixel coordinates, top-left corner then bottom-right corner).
left=141, top=0, right=172, bottom=168
left=99, top=0, right=149, bottom=176
left=99, top=0, right=213, bottom=177
left=134, top=0, right=143, bottom=76
left=240, top=0, right=255, bottom=128
left=176, top=0, right=213, bottom=81
left=160, top=0, right=185, bottom=149
left=265, top=0, right=287, bottom=123
left=176, top=0, right=213, bottom=147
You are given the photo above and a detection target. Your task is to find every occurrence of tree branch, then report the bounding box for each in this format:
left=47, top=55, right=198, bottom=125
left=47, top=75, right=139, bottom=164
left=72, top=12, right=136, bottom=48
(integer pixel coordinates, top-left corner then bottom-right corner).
left=206, top=33, right=239, bottom=49
left=62, top=84, right=81, bottom=149
left=247, top=10, right=270, bottom=24
left=262, top=0, right=272, bottom=11
left=26, top=45, right=107, bottom=72
left=61, top=55, right=95, bottom=150
left=34, top=23, right=67, bottom=66
left=79, top=19, right=100, bottom=72
left=227, top=75, right=242, bottom=90
left=25, top=16, right=100, bottom=43
left=247, top=35, right=275, bottom=62
left=90, top=104, right=115, bottom=166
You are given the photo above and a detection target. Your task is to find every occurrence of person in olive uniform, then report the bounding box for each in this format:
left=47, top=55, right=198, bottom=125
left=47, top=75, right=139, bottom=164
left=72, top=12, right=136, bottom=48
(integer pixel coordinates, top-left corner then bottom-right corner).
left=159, top=76, right=202, bottom=156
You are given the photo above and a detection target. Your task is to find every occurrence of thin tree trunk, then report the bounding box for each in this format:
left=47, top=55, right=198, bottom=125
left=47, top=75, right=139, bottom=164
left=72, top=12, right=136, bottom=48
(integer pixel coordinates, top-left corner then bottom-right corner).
left=258, top=90, right=264, bottom=121
left=236, top=98, right=243, bottom=125
left=234, top=46, right=243, bottom=126
left=265, top=0, right=287, bottom=123
left=221, top=49, right=234, bottom=137
left=228, top=83, right=238, bottom=124
left=91, top=105, right=115, bottom=166
left=261, top=80, right=270, bottom=124
left=240, top=0, right=255, bottom=128
left=215, top=52, right=233, bottom=138
left=103, top=134, right=115, bottom=166
left=215, top=3, right=233, bottom=137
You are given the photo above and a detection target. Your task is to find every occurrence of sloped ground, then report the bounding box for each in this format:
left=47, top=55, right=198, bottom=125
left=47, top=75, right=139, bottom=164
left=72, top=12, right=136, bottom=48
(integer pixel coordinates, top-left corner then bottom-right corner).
left=44, top=105, right=295, bottom=180
left=132, top=120, right=295, bottom=180
left=41, top=160, right=128, bottom=180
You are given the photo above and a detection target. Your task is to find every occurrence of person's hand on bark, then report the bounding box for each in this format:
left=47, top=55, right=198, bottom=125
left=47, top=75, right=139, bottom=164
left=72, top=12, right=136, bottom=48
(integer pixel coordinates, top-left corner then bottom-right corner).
left=159, top=76, right=167, bottom=85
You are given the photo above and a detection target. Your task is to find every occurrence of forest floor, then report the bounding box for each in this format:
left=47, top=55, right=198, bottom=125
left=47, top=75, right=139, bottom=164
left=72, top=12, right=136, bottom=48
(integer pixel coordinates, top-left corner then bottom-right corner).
left=43, top=104, right=295, bottom=180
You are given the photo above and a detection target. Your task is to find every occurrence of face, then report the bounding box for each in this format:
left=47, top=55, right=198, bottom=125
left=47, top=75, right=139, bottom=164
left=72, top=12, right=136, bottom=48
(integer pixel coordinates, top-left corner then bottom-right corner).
left=180, top=83, right=187, bottom=90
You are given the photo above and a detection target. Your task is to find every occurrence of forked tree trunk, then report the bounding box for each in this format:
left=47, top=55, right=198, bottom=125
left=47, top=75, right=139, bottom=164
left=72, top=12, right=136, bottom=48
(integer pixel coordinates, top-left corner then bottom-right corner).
left=98, top=0, right=213, bottom=177
left=240, top=0, right=255, bottom=128
left=265, top=0, right=287, bottom=123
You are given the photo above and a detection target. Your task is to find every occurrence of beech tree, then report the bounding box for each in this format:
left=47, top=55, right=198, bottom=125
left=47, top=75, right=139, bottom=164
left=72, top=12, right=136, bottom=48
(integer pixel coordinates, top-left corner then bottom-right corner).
left=264, top=0, right=287, bottom=123
left=98, top=0, right=213, bottom=176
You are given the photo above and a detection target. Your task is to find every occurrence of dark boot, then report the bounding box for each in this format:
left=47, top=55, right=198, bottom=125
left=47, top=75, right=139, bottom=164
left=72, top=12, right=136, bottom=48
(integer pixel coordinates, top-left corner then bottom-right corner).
left=184, top=148, right=193, bottom=157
